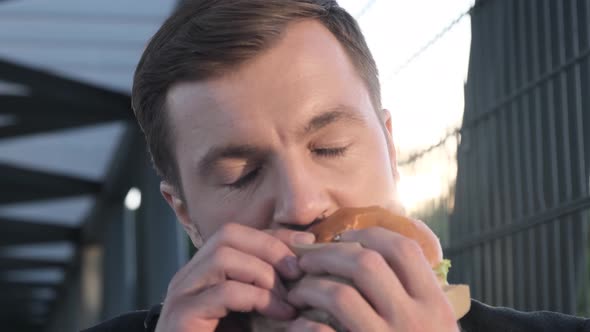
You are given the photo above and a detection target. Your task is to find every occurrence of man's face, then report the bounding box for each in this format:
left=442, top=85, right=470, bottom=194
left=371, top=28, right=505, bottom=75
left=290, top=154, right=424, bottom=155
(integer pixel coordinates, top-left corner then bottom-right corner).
left=163, top=20, right=399, bottom=245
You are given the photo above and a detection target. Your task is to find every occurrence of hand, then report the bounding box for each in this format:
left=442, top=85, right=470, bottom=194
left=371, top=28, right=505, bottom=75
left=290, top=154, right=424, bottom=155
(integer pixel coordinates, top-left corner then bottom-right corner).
left=286, top=227, right=459, bottom=332
left=155, top=223, right=311, bottom=332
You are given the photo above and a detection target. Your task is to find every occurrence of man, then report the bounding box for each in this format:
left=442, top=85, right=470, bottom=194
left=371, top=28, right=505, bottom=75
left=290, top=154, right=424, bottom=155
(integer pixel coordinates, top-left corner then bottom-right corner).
left=85, top=0, right=589, bottom=331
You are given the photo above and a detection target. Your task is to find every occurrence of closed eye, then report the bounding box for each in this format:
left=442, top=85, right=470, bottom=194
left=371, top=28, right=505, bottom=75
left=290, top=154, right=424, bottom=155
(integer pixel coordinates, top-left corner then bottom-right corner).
left=225, top=167, right=262, bottom=190
left=312, top=146, right=349, bottom=158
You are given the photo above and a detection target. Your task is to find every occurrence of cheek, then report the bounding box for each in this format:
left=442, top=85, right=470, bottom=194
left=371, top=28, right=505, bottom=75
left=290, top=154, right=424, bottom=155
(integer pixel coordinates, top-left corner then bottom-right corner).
left=337, top=134, right=396, bottom=204
left=176, top=164, right=252, bottom=238
left=186, top=186, right=271, bottom=240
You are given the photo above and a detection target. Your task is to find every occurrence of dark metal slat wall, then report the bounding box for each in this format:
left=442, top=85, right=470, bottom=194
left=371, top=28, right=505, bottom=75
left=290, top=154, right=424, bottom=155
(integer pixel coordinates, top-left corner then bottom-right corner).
left=448, top=0, right=590, bottom=316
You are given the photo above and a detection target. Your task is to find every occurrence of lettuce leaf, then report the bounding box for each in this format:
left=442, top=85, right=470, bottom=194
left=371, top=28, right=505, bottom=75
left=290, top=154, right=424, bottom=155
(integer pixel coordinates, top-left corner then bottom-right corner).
left=433, top=259, right=451, bottom=285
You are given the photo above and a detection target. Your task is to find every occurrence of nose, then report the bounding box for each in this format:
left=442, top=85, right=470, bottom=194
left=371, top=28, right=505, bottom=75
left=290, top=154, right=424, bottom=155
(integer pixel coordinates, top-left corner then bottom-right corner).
left=272, top=158, right=332, bottom=230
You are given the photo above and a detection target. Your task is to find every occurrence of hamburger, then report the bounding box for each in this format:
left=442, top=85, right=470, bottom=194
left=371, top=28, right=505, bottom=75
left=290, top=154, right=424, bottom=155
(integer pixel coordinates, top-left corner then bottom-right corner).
left=251, top=206, right=470, bottom=331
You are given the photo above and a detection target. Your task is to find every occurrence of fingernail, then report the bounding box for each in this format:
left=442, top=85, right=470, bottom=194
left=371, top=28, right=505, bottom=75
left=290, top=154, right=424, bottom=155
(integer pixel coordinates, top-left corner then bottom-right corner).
left=285, top=256, right=301, bottom=276
left=292, top=232, right=315, bottom=245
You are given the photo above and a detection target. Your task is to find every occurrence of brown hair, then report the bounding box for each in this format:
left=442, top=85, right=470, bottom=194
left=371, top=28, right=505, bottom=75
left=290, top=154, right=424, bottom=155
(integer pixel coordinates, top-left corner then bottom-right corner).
left=132, top=0, right=380, bottom=189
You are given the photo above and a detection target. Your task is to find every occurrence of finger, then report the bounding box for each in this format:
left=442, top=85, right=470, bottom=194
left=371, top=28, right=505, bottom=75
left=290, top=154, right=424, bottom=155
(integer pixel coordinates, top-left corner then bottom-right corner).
left=264, top=228, right=316, bottom=247
left=296, top=242, right=404, bottom=316
left=195, top=280, right=296, bottom=320
left=340, top=227, right=441, bottom=298
left=288, top=275, right=384, bottom=332
left=201, top=223, right=302, bottom=279
left=169, top=246, right=290, bottom=302
left=203, top=246, right=288, bottom=297
left=286, top=317, right=336, bottom=332
left=265, top=228, right=318, bottom=259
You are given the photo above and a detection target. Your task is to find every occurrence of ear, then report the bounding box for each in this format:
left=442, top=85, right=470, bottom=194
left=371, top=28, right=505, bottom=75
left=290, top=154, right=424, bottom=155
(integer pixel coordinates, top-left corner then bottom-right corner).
left=380, top=109, right=400, bottom=182
left=160, top=181, right=203, bottom=248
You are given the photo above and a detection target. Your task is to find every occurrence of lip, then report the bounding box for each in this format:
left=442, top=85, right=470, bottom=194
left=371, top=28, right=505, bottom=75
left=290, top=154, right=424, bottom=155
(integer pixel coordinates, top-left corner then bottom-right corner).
left=303, top=215, right=328, bottom=232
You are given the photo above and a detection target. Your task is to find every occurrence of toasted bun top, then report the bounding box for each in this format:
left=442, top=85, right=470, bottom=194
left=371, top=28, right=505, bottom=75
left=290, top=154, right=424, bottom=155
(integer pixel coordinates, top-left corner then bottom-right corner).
left=308, top=206, right=443, bottom=268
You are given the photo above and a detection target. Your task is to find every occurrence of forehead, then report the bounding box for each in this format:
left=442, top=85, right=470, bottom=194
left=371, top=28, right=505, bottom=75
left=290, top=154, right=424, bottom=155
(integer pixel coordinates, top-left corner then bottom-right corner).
left=165, top=20, right=374, bottom=157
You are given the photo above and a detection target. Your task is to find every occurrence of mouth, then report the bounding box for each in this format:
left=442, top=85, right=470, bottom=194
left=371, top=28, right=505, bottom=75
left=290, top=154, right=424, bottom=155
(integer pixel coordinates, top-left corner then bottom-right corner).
left=303, top=215, right=328, bottom=232
left=279, top=214, right=327, bottom=233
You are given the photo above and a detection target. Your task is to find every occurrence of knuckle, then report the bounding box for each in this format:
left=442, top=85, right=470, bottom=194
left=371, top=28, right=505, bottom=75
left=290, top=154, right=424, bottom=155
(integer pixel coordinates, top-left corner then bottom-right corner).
left=254, top=264, right=275, bottom=288
left=364, top=226, right=383, bottom=238
left=329, top=283, right=356, bottom=307
left=167, top=275, right=182, bottom=293
left=217, top=280, right=239, bottom=297
left=217, top=223, right=241, bottom=242
left=210, top=246, right=233, bottom=267
left=355, top=249, right=387, bottom=271
left=395, top=237, right=423, bottom=259
left=265, top=228, right=286, bottom=240
left=263, top=236, right=286, bottom=256
left=167, top=270, right=182, bottom=288
left=167, top=266, right=192, bottom=294
left=161, top=293, right=185, bottom=312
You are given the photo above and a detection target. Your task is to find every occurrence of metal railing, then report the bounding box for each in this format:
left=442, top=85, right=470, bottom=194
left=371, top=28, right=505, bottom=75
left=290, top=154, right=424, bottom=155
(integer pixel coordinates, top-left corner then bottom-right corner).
left=445, top=0, right=590, bottom=316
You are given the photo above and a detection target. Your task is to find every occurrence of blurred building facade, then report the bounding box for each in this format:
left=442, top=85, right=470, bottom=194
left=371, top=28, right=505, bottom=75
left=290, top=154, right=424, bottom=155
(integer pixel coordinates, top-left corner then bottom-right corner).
left=447, top=0, right=590, bottom=316
left=0, top=1, right=183, bottom=331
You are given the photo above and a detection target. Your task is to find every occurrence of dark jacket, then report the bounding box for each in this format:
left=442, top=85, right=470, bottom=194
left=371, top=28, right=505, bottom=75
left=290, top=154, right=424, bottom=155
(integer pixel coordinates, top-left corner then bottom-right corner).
left=82, top=299, right=590, bottom=332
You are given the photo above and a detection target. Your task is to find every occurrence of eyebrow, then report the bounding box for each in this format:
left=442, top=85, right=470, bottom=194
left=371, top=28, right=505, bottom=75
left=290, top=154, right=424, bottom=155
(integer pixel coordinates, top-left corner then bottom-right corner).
left=297, top=106, right=365, bottom=140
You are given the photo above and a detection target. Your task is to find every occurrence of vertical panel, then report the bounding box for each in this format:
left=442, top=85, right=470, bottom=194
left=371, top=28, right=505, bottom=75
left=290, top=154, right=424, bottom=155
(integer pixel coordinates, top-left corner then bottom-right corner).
left=556, top=0, right=575, bottom=313
left=478, top=12, right=491, bottom=306
left=579, top=0, right=590, bottom=317
left=477, top=3, right=487, bottom=299
left=543, top=0, right=563, bottom=312
left=453, top=0, right=589, bottom=314
left=563, top=0, right=582, bottom=314
left=511, top=0, right=531, bottom=310
left=486, top=3, right=513, bottom=305
left=576, top=0, right=590, bottom=317
left=532, top=0, right=551, bottom=310
left=101, top=203, right=136, bottom=319
left=585, top=0, right=590, bottom=170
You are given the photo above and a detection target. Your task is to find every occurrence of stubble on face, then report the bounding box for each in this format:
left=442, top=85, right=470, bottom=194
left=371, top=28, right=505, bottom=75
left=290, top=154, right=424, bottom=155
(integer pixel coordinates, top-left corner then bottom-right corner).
left=164, top=20, right=399, bottom=244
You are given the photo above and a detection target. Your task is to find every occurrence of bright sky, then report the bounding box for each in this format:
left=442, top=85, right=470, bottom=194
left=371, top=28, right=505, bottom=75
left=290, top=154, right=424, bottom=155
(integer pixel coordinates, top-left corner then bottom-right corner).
left=339, top=0, right=474, bottom=212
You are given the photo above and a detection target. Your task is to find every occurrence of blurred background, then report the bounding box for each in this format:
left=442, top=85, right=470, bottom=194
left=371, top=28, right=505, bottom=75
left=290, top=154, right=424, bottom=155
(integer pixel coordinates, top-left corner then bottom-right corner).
left=0, top=0, right=588, bottom=330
